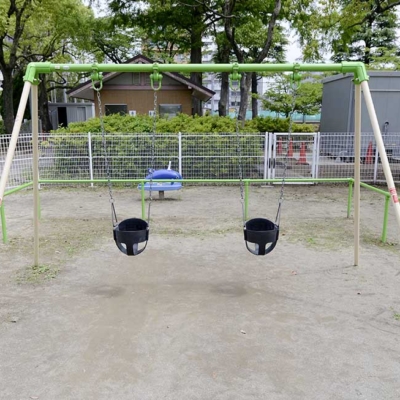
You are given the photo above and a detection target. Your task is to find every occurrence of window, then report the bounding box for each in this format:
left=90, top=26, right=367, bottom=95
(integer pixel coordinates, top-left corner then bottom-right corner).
left=159, top=104, right=182, bottom=118
left=105, top=104, right=128, bottom=116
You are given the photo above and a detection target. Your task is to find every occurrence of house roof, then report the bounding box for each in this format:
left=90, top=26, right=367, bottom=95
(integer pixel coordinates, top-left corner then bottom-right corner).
left=67, top=54, right=215, bottom=102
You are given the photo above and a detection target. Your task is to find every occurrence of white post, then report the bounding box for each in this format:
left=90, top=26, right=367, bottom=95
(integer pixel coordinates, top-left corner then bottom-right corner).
left=267, top=132, right=273, bottom=180
left=373, top=145, right=379, bottom=183
left=311, top=132, right=318, bottom=179
left=0, top=81, right=32, bottom=205
left=272, top=133, right=277, bottom=179
left=88, top=132, right=94, bottom=187
left=32, top=84, right=40, bottom=267
left=315, top=132, right=321, bottom=179
left=361, top=80, right=400, bottom=230
left=354, top=84, right=361, bottom=266
left=178, top=132, right=182, bottom=175
left=263, top=132, right=268, bottom=180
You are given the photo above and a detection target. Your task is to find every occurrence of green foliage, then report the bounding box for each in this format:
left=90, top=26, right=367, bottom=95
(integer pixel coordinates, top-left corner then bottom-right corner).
left=0, top=119, right=5, bottom=135
left=91, top=17, right=141, bottom=63
left=247, top=116, right=315, bottom=133
left=331, top=6, right=399, bottom=67
left=262, top=73, right=322, bottom=117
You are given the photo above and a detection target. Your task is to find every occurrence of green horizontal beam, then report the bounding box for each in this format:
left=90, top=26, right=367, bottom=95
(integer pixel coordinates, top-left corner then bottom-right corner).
left=4, top=182, right=33, bottom=196
left=38, top=178, right=351, bottom=184
left=360, top=181, right=390, bottom=197
left=24, top=62, right=369, bottom=84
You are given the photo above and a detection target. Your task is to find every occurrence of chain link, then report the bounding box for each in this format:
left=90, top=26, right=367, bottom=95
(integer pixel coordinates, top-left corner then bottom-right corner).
left=233, top=80, right=246, bottom=226
left=97, top=90, right=118, bottom=226
left=275, top=79, right=299, bottom=225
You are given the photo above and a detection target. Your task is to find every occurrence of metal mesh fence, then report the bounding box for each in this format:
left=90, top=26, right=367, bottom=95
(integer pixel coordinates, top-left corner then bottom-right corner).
left=0, top=134, right=34, bottom=189
left=181, top=134, right=265, bottom=179
left=319, top=132, right=400, bottom=182
left=272, top=133, right=318, bottom=180
left=1, top=131, right=400, bottom=190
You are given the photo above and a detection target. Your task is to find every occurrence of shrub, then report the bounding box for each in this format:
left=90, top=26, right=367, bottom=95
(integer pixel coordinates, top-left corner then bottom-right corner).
left=50, top=114, right=313, bottom=179
left=0, top=119, right=5, bottom=135
left=246, top=116, right=315, bottom=133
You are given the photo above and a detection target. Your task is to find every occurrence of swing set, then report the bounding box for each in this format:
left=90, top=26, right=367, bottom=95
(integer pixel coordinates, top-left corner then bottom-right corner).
left=0, top=62, right=399, bottom=267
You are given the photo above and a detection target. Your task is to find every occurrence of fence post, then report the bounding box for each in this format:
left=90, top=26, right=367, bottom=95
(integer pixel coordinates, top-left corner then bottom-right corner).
left=263, top=132, right=268, bottom=180
left=178, top=132, right=182, bottom=175
left=373, top=145, right=379, bottom=183
left=88, top=132, right=94, bottom=187
left=315, top=132, right=320, bottom=179
left=268, top=132, right=273, bottom=180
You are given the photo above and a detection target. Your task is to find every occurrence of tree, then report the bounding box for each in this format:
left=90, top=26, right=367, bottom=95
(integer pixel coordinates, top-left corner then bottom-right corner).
left=331, top=7, right=399, bottom=67
left=222, top=0, right=301, bottom=121
left=293, top=0, right=400, bottom=62
left=91, top=17, right=142, bottom=63
left=262, top=73, right=322, bottom=118
left=0, top=0, right=94, bottom=134
left=0, top=0, right=35, bottom=135
left=109, top=0, right=230, bottom=116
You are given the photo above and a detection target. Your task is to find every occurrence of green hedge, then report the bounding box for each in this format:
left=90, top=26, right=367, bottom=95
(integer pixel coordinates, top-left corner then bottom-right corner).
left=0, top=119, right=5, bottom=135
left=49, top=114, right=315, bottom=179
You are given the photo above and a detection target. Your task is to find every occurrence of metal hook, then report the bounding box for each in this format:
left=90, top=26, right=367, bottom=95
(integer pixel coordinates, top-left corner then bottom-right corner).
left=150, top=64, right=162, bottom=91
left=291, top=64, right=302, bottom=90
left=229, top=63, right=241, bottom=92
left=91, top=68, right=103, bottom=92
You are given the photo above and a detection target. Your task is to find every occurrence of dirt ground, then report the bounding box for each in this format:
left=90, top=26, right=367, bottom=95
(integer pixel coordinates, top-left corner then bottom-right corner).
left=0, top=184, right=400, bottom=400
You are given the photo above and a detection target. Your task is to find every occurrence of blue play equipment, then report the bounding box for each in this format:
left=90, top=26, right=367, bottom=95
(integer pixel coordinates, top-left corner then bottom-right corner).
left=138, top=162, right=182, bottom=197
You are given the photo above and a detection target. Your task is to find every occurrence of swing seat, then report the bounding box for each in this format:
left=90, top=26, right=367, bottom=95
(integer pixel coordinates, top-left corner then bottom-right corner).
left=113, top=218, right=149, bottom=256
left=244, top=218, right=279, bottom=256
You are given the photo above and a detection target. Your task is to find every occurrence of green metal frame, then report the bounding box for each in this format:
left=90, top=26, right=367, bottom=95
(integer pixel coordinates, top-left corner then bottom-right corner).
left=23, top=61, right=369, bottom=86
left=1, top=178, right=391, bottom=245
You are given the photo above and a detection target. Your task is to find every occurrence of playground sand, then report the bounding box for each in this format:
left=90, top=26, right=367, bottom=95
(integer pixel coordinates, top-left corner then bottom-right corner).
left=0, top=184, right=399, bottom=399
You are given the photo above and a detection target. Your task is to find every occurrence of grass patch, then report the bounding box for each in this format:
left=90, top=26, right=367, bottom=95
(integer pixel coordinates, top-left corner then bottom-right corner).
left=284, top=217, right=354, bottom=250
left=16, top=264, right=59, bottom=284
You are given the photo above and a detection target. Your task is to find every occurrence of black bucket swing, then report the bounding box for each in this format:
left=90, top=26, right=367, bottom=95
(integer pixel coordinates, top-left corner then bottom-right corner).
left=92, top=68, right=162, bottom=256
left=231, top=67, right=301, bottom=256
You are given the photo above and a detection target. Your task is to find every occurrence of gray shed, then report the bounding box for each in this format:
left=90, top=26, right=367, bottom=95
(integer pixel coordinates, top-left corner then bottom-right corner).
left=320, top=71, right=400, bottom=160
left=48, top=102, right=94, bottom=129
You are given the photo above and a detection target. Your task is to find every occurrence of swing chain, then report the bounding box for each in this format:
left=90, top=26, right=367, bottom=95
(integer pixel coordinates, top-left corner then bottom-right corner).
left=96, top=87, right=118, bottom=226
left=275, top=70, right=301, bottom=225
left=231, top=71, right=246, bottom=226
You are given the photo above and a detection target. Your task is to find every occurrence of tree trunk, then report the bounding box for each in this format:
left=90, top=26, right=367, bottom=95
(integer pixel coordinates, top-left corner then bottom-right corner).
left=1, top=69, right=15, bottom=135
left=363, top=18, right=373, bottom=65
left=251, top=72, right=259, bottom=119
left=216, top=38, right=231, bottom=116
left=238, top=72, right=252, bottom=122
left=219, top=73, right=229, bottom=117
left=190, top=23, right=203, bottom=116
left=38, top=77, right=53, bottom=132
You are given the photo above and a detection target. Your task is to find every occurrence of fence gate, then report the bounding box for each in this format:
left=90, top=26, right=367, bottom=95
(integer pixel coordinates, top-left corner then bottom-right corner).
left=267, top=132, right=319, bottom=182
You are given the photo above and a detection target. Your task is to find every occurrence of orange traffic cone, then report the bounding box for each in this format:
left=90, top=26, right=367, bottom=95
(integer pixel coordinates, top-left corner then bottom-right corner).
left=365, top=141, right=373, bottom=164
left=277, top=138, right=283, bottom=155
left=296, top=142, right=308, bottom=165
left=287, top=139, right=293, bottom=157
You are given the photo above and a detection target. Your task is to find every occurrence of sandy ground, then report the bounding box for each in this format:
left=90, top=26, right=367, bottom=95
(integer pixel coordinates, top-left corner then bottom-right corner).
left=0, top=184, right=400, bottom=400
